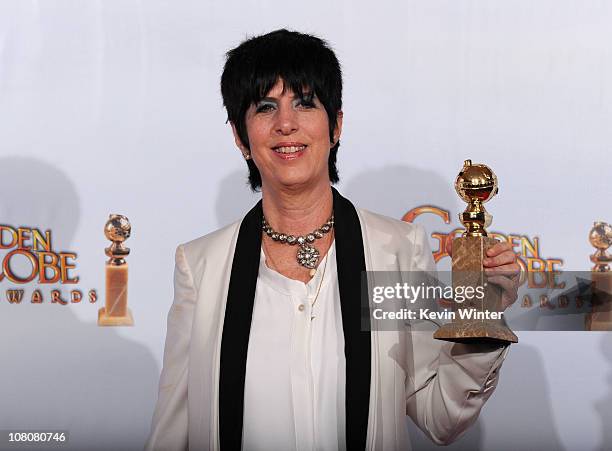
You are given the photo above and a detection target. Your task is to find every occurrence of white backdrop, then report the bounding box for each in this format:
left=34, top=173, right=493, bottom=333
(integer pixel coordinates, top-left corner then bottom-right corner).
left=0, top=1, right=610, bottom=450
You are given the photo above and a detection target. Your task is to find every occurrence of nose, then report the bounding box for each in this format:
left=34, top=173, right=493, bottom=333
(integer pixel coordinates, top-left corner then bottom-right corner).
left=274, top=103, right=298, bottom=135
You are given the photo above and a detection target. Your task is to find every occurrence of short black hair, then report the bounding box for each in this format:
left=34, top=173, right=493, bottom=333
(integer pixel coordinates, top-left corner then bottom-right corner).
left=221, top=29, right=342, bottom=191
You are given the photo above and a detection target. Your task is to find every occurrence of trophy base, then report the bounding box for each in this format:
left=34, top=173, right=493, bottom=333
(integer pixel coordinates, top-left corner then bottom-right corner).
left=97, top=307, right=134, bottom=327
left=585, top=271, right=612, bottom=331
left=585, top=313, right=612, bottom=331
left=434, top=321, right=518, bottom=344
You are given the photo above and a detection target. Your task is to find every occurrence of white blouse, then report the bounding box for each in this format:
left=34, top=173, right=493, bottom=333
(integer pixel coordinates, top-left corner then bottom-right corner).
left=242, top=241, right=346, bottom=451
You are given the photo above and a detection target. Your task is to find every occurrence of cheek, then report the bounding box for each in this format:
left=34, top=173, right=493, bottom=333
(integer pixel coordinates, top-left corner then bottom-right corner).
left=245, top=122, right=269, bottom=149
left=305, top=115, right=331, bottom=143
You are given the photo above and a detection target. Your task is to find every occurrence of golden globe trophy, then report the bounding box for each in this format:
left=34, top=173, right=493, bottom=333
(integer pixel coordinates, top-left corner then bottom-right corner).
left=585, top=221, right=612, bottom=331
left=98, top=214, right=134, bottom=326
left=434, top=160, right=518, bottom=343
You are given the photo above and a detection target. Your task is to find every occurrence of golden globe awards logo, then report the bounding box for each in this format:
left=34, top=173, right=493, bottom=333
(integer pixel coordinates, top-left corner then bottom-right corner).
left=403, top=206, right=564, bottom=271
left=0, top=224, right=97, bottom=304
left=403, top=206, right=572, bottom=310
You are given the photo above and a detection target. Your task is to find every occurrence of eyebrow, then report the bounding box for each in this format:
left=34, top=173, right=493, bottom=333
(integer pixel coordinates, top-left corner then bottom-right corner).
left=258, top=91, right=315, bottom=102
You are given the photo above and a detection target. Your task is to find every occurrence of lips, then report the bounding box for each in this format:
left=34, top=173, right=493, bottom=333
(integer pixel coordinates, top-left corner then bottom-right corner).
left=272, top=142, right=307, bottom=154
left=273, top=145, right=306, bottom=154
left=270, top=142, right=307, bottom=160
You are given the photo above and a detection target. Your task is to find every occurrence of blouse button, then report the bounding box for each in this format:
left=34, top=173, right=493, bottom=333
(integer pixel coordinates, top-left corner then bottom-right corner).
left=298, top=304, right=305, bottom=312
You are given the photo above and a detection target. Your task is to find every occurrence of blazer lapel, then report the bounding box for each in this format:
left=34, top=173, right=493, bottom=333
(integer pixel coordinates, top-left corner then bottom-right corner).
left=219, top=200, right=262, bottom=451
left=218, top=189, right=371, bottom=451
left=333, top=187, right=371, bottom=451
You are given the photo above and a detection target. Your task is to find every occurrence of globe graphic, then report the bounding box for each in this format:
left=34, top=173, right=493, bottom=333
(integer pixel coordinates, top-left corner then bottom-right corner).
left=104, top=215, right=131, bottom=242
left=589, top=222, right=612, bottom=251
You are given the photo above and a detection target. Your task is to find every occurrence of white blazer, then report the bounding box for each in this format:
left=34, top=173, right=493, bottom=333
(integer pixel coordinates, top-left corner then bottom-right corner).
left=146, top=189, right=509, bottom=451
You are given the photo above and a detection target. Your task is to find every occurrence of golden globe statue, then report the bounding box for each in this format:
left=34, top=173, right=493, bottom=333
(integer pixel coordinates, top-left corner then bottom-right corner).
left=98, top=214, right=134, bottom=326
left=434, top=160, right=518, bottom=343
left=585, top=221, right=612, bottom=331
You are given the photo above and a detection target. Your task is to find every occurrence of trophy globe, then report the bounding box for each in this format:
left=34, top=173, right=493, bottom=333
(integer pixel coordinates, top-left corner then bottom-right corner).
left=589, top=221, right=612, bottom=272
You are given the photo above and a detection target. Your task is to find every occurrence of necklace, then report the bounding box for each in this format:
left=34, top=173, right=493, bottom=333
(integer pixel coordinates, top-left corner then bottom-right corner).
left=262, top=230, right=333, bottom=320
left=262, top=213, right=334, bottom=271
left=309, top=239, right=330, bottom=320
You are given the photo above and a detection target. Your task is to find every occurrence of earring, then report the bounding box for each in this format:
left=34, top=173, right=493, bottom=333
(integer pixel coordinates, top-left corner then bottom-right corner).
left=239, top=145, right=251, bottom=160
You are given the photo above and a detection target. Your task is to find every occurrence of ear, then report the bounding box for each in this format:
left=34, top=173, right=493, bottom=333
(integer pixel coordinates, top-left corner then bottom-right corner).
left=331, top=111, right=343, bottom=146
left=230, top=122, right=251, bottom=160
left=230, top=122, right=248, bottom=150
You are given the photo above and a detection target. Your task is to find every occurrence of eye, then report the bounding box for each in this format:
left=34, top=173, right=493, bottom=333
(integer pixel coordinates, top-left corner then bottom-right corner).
left=255, top=103, right=275, bottom=113
left=296, top=93, right=317, bottom=109
left=296, top=98, right=316, bottom=109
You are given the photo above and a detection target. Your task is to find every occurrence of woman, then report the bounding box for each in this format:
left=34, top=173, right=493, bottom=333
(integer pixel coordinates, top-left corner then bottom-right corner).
left=146, top=29, right=519, bottom=451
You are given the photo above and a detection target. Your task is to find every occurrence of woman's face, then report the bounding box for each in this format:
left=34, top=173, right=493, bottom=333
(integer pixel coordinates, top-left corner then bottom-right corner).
left=233, top=79, right=342, bottom=191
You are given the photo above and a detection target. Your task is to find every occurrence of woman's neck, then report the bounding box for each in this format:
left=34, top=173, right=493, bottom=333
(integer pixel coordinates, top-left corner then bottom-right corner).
left=261, top=183, right=333, bottom=236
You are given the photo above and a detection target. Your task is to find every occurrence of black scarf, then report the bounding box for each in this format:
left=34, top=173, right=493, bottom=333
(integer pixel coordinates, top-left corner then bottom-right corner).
left=219, top=187, right=371, bottom=450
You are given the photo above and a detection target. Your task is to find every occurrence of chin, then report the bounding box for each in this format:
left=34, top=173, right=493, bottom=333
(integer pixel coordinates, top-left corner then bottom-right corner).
left=277, top=177, right=315, bottom=189
left=269, top=172, right=323, bottom=190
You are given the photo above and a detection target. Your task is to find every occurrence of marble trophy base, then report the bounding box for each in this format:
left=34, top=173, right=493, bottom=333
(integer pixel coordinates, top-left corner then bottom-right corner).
left=432, top=320, right=518, bottom=343
left=98, top=263, right=133, bottom=327
left=434, top=235, right=518, bottom=344
left=585, top=271, right=612, bottom=331
left=98, top=307, right=134, bottom=326
left=586, top=314, right=612, bottom=331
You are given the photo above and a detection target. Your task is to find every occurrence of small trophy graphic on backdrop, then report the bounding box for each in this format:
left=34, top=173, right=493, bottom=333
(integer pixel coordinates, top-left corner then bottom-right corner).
left=98, top=214, right=134, bottom=326
left=585, top=221, right=612, bottom=331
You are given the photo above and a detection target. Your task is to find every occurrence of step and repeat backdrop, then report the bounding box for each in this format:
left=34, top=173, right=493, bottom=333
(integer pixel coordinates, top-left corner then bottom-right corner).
left=0, top=1, right=610, bottom=450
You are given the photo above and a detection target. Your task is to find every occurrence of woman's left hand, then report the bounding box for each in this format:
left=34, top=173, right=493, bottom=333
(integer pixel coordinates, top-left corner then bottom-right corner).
left=446, top=239, right=520, bottom=310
